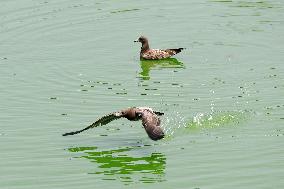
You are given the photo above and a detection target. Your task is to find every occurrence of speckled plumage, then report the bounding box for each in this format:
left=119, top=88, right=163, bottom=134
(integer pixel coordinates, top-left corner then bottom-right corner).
left=62, top=107, right=165, bottom=141
left=134, top=36, right=185, bottom=60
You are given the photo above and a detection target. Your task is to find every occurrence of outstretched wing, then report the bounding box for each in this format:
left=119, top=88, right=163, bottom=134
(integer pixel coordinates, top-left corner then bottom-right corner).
left=62, top=112, right=122, bottom=136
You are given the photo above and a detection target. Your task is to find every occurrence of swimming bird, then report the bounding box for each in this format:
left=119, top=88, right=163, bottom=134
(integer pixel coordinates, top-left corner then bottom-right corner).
left=62, top=107, right=165, bottom=141
left=134, top=36, right=185, bottom=60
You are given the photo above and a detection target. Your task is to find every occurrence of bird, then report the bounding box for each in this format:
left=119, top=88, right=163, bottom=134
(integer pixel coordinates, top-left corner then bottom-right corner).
left=134, top=36, right=185, bottom=60
left=62, top=107, right=165, bottom=141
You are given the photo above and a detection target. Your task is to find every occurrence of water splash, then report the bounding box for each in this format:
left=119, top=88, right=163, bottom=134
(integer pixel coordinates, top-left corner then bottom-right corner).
left=162, top=109, right=249, bottom=139
left=161, top=110, right=187, bottom=139
left=187, top=110, right=248, bottom=130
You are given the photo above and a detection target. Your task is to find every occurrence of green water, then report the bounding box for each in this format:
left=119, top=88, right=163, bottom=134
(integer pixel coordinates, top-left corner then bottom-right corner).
left=0, top=0, right=283, bottom=188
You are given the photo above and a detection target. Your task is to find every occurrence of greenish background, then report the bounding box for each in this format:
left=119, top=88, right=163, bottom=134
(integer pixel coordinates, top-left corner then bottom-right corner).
left=0, top=0, right=283, bottom=188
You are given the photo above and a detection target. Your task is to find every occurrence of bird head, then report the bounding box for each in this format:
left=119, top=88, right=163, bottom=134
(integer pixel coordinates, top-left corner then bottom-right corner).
left=134, top=36, right=148, bottom=44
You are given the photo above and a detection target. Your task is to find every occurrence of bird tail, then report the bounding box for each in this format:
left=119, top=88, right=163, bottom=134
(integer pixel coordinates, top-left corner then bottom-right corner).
left=172, top=48, right=185, bottom=53
left=153, top=111, right=164, bottom=116
left=166, top=48, right=185, bottom=55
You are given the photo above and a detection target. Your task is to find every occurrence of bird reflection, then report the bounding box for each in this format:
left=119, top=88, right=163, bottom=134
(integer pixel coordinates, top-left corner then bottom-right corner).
left=139, top=58, right=185, bottom=80
left=68, top=145, right=166, bottom=184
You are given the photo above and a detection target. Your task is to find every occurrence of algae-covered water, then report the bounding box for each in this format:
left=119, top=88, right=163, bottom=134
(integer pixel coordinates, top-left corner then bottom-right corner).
left=0, top=0, right=283, bottom=188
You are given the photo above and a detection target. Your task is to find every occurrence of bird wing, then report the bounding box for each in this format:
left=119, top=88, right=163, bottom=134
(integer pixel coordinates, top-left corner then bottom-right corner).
left=142, top=49, right=172, bottom=59
left=141, top=110, right=164, bottom=140
left=62, top=112, right=122, bottom=136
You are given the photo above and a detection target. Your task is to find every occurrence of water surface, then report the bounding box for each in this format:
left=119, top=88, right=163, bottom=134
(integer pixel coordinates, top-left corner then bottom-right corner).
left=0, top=0, right=283, bottom=188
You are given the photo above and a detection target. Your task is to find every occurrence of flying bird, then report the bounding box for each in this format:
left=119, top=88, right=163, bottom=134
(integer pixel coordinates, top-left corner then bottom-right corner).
left=62, top=107, right=165, bottom=141
left=134, top=36, right=185, bottom=60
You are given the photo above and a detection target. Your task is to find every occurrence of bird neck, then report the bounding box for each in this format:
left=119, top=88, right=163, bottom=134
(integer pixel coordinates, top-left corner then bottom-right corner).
left=141, top=41, right=150, bottom=53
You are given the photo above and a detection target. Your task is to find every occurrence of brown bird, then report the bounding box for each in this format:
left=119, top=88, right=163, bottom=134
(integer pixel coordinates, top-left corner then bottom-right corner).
left=62, top=107, right=165, bottom=141
left=134, top=36, right=185, bottom=60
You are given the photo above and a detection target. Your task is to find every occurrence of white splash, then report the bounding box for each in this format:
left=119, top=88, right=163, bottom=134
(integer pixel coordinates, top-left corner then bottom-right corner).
left=162, top=111, right=187, bottom=137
